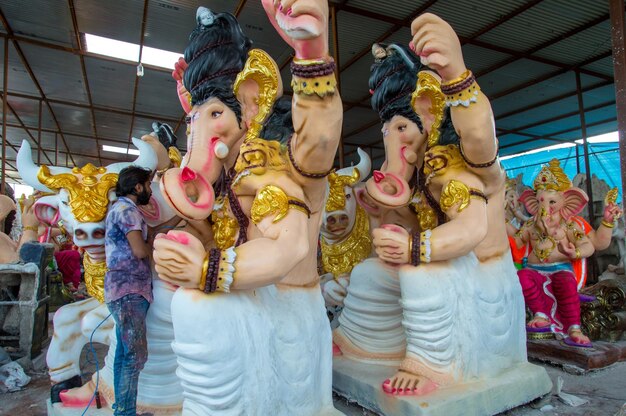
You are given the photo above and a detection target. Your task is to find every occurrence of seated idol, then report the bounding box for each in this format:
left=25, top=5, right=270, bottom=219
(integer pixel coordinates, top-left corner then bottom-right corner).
left=153, top=2, right=342, bottom=415
left=333, top=13, right=527, bottom=395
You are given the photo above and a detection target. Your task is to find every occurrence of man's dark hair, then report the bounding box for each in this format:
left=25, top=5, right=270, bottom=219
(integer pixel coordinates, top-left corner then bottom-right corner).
left=116, top=166, right=152, bottom=197
left=183, top=10, right=252, bottom=125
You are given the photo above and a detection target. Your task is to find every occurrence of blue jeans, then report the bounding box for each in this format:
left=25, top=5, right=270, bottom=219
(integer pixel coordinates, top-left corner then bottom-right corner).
left=107, top=294, right=150, bottom=416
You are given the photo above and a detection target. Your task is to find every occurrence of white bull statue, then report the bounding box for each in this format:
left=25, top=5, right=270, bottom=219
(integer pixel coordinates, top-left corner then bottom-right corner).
left=16, top=137, right=184, bottom=412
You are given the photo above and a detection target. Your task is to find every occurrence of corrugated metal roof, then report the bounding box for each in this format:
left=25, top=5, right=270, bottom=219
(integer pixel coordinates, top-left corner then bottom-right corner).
left=20, top=43, right=88, bottom=104
left=1, top=0, right=74, bottom=46
left=75, top=0, right=144, bottom=45
left=346, top=0, right=431, bottom=20
left=476, top=0, right=609, bottom=52
left=534, top=20, right=613, bottom=66
left=429, top=0, right=527, bottom=38
left=0, top=0, right=621, bottom=173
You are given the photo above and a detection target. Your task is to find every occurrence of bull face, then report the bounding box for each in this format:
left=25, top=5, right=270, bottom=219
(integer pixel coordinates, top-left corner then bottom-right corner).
left=17, top=138, right=157, bottom=255
left=321, top=148, right=371, bottom=242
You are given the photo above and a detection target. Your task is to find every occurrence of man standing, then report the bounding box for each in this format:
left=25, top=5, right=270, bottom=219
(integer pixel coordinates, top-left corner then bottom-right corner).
left=104, top=166, right=153, bottom=416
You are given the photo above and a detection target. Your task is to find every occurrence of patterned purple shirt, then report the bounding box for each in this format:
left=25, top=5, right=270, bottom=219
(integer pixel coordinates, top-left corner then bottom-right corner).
left=104, top=196, right=152, bottom=303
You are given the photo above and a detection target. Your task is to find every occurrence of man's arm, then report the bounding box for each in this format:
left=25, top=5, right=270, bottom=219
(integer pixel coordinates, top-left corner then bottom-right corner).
left=127, top=230, right=151, bottom=259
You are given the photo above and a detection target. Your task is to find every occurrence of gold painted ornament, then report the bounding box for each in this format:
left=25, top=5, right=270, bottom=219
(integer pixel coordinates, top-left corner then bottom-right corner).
left=83, top=254, right=106, bottom=303
left=320, top=205, right=372, bottom=278
left=37, top=164, right=118, bottom=223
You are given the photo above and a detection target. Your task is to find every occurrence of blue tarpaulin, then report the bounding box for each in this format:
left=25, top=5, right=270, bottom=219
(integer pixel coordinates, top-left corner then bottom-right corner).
left=501, top=143, right=621, bottom=201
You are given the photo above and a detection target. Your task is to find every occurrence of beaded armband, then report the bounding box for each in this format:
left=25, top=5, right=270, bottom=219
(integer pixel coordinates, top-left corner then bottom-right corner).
left=409, top=231, right=420, bottom=267
left=251, top=185, right=311, bottom=224
left=440, top=180, right=488, bottom=214
left=409, top=230, right=432, bottom=266
left=291, top=57, right=337, bottom=98
left=287, top=137, right=333, bottom=179
left=202, top=248, right=236, bottom=294
left=441, top=70, right=480, bottom=107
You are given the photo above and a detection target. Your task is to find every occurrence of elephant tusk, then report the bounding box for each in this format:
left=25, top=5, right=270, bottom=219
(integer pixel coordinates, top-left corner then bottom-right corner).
left=214, top=141, right=229, bottom=159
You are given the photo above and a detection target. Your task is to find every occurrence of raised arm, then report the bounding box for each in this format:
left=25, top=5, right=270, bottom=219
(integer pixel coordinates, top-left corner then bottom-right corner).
left=410, top=13, right=497, bottom=167
left=262, top=0, right=342, bottom=184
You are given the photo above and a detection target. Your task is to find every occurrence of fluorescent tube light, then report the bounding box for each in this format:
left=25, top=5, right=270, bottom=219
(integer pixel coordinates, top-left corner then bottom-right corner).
left=85, top=33, right=181, bottom=70
left=102, top=145, right=140, bottom=156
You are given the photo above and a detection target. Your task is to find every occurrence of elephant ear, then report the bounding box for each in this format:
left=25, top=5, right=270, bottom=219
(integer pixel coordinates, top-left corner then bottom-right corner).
left=411, top=70, right=445, bottom=148
left=234, top=49, right=283, bottom=143
left=561, top=188, right=589, bottom=221
left=519, top=189, right=539, bottom=216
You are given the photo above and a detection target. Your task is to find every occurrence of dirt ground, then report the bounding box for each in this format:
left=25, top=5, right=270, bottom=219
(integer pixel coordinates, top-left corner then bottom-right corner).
left=2, top=345, right=625, bottom=416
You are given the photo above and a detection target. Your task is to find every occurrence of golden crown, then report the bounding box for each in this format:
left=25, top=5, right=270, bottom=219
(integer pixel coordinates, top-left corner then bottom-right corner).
left=533, top=159, right=571, bottom=192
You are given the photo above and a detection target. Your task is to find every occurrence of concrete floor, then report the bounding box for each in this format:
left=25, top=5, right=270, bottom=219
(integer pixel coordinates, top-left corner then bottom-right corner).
left=2, top=345, right=625, bottom=416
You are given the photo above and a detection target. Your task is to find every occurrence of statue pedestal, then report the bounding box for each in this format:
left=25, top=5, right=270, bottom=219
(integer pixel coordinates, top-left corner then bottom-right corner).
left=332, top=357, right=552, bottom=416
left=527, top=339, right=626, bottom=372
left=47, top=400, right=181, bottom=416
left=47, top=400, right=113, bottom=415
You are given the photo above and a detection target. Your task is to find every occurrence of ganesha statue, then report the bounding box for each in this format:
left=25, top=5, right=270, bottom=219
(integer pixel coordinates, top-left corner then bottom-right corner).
left=514, top=159, right=598, bottom=347
left=152, top=3, right=342, bottom=415
left=331, top=13, right=550, bottom=415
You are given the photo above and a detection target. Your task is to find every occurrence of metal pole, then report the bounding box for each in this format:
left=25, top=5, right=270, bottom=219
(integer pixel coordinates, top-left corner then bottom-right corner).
left=609, top=0, right=626, bottom=211
left=1, top=37, right=7, bottom=194
left=37, top=99, right=42, bottom=164
left=575, top=70, right=595, bottom=222
left=575, top=144, right=581, bottom=173
left=55, top=132, right=58, bottom=165
left=331, top=5, right=344, bottom=168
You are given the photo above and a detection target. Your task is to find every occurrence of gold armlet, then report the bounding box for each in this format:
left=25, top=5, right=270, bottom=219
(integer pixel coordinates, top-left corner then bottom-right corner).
left=251, top=185, right=311, bottom=224
left=199, top=254, right=209, bottom=291
left=440, top=180, right=488, bottom=213
left=22, top=226, right=39, bottom=232
left=601, top=220, right=615, bottom=229
left=575, top=248, right=582, bottom=260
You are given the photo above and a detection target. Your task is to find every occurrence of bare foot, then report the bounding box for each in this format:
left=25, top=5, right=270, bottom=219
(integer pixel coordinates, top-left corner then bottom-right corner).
left=568, top=328, right=591, bottom=346
left=332, top=342, right=342, bottom=356
left=382, top=369, right=438, bottom=395
left=59, top=380, right=105, bottom=407
left=527, top=315, right=550, bottom=329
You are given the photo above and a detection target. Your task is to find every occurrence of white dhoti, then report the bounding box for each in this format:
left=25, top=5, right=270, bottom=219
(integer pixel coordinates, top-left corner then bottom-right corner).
left=170, top=283, right=339, bottom=416
left=399, top=252, right=527, bottom=384
left=334, top=258, right=405, bottom=362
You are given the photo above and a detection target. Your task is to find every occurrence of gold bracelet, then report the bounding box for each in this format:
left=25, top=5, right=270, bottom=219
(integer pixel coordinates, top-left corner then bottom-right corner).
left=23, top=226, right=39, bottom=232
left=441, top=69, right=471, bottom=87
left=575, top=248, right=581, bottom=260
left=292, top=57, right=329, bottom=66
left=601, top=220, right=615, bottom=229
left=408, top=234, right=413, bottom=260
left=199, top=255, right=209, bottom=291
